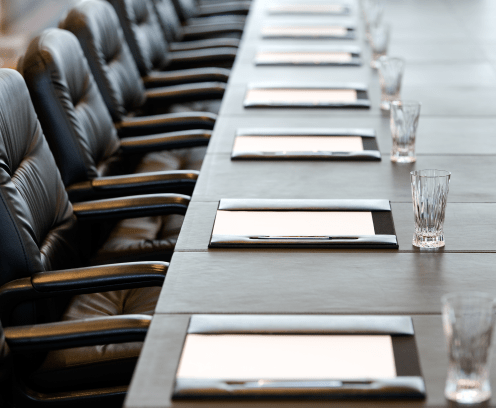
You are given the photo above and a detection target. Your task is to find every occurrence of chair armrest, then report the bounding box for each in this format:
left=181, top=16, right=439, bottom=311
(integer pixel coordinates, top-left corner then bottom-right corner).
left=198, top=2, right=250, bottom=16
left=115, top=112, right=216, bottom=136
left=66, top=171, right=199, bottom=202
left=170, top=38, right=240, bottom=52
left=182, top=22, right=244, bottom=39
left=145, top=82, right=226, bottom=105
left=142, top=68, right=230, bottom=88
left=168, top=48, right=236, bottom=67
left=119, top=129, right=211, bottom=152
left=5, top=315, right=151, bottom=353
left=31, top=262, right=167, bottom=292
left=0, top=262, right=168, bottom=324
left=72, top=194, right=190, bottom=221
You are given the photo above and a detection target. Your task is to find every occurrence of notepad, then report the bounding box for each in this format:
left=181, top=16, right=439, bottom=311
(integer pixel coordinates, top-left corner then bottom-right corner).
left=176, top=334, right=397, bottom=380
left=245, top=89, right=357, bottom=104
left=233, top=135, right=364, bottom=153
left=256, top=51, right=353, bottom=64
left=212, top=211, right=376, bottom=236
left=262, top=26, right=349, bottom=38
left=269, top=4, right=346, bottom=14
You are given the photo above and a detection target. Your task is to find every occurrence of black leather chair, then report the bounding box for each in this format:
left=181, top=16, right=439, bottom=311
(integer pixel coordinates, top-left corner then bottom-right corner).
left=0, top=68, right=190, bottom=406
left=20, top=28, right=201, bottom=264
left=59, top=0, right=225, bottom=125
left=20, top=28, right=206, bottom=198
left=152, top=0, right=242, bottom=52
left=108, top=0, right=238, bottom=74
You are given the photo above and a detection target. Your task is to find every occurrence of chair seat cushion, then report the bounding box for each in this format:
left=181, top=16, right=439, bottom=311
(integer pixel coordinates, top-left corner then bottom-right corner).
left=26, top=287, right=160, bottom=393
left=90, top=214, right=182, bottom=265
left=169, top=99, right=222, bottom=115
left=91, top=146, right=206, bottom=265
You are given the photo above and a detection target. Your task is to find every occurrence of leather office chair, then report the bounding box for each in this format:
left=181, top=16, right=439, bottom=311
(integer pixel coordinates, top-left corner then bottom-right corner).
left=59, top=0, right=218, bottom=181
left=151, top=0, right=242, bottom=52
left=20, top=28, right=199, bottom=264
left=108, top=0, right=238, bottom=73
left=0, top=68, right=189, bottom=406
left=59, top=0, right=225, bottom=125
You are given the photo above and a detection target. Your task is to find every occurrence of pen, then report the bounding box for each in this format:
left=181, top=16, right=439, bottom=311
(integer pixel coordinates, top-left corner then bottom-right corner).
left=248, top=236, right=360, bottom=240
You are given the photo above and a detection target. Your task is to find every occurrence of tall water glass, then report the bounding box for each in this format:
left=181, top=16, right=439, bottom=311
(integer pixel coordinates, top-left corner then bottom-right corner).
left=410, top=169, right=450, bottom=248
left=442, top=292, right=496, bottom=404
left=390, top=101, right=421, bottom=163
left=370, top=23, right=390, bottom=68
left=363, top=0, right=384, bottom=42
left=378, top=56, right=405, bottom=111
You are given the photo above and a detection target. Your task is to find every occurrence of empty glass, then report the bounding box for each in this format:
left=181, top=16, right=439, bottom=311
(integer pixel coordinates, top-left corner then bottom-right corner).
left=410, top=169, right=450, bottom=248
left=378, top=56, right=405, bottom=111
left=370, top=23, right=390, bottom=68
left=363, top=0, right=384, bottom=42
left=442, top=292, right=496, bottom=404
left=390, top=101, right=421, bottom=163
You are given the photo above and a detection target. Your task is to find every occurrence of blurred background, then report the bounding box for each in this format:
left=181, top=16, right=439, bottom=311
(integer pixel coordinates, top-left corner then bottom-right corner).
left=0, top=0, right=77, bottom=68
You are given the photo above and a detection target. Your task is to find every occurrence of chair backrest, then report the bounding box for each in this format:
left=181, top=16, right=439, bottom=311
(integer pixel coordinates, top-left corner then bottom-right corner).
left=0, top=69, right=82, bottom=289
left=171, top=0, right=199, bottom=21
left=20, top=29, right=121, bottom=187
left=108, top=0, right=170, bottom=77
left=59, top=0, right=146, bottom=123
left=151, top=0, right=183, bottom=43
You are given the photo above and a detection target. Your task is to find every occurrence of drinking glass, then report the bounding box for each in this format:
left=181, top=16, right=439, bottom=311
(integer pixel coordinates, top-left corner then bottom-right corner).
left=363, top=0, right=384, bottom=42
left=378, top=56, right=405, bottom=111
left=390, top=100, right=421, bottom=163
left=410, top=169, right=450, bottom=248
left=442, top=292, right=496, bottom=404
left=370, top=23, right=390, bottom=68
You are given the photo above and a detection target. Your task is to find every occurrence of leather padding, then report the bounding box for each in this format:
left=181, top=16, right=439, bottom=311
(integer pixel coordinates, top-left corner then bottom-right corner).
left=152, top=0, right=183, bottom=42
left=21, top=29, right=121, bottom=187
left=0, top=70, right=80, bottom=286
left=109, top=0, right=170, bottom=76
left=59, top=0, right=146, bottom=122
left=27, top=287, right=160, bottom=392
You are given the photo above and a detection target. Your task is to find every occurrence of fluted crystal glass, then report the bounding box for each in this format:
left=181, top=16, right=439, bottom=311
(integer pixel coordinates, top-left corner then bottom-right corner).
left=410, top=169, right=450, bottom=248
left=370, top=23, right=389, bottom=68
left=390, top=101, right=421, bottom=163
left=442, top=292, right=495, bottom=404
left=378, top=56, right=405, bottom=111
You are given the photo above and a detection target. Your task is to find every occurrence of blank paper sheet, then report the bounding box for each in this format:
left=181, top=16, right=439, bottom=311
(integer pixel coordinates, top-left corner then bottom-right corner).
left=233, top=136, right=364, bottom=153
left=176, top=334, right=397, bottom=380
left=245, top=89, right=357, bottom=104
left=256, top=51, right=353, bottom=64
left=212, top=211, right=375, bottom=236
left=262, top=26, right=349, bottom=37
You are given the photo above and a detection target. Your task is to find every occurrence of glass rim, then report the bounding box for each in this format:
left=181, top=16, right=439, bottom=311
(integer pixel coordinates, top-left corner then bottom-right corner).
left=391, top=100, right=421, bottom=108
left=378, top=55, right=405, bottom=63
left=410, top=169, right=451, bottom=178
left=441, top=291, right=496, bottom=305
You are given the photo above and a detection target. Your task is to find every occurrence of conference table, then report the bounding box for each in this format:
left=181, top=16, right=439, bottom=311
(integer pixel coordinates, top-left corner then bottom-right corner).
left=125, top=0, right=496, bottom=407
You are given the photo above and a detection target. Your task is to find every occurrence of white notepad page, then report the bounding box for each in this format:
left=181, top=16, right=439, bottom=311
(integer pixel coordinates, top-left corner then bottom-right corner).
left=269, top=4, right=346, bottom=13
left=233, top=136, right=364, bottom=153
left=262, top=26, right=348, bottom=37
left=212, top=211, right=376, bottom=236
left=256, top=51, right=353, bottom=64
left=177, top=334, right=397, bottom=380
left=245, top=89, right=358, bottom=104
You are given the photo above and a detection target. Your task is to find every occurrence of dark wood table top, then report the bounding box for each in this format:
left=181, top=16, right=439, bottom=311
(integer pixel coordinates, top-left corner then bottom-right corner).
left=192, top=154, right=496, bottom=202
left=125, top=0, right=496, bottom=406
left=125, top=315, right=496, bottom=408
